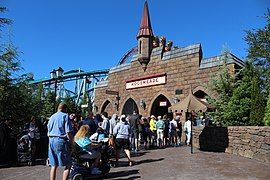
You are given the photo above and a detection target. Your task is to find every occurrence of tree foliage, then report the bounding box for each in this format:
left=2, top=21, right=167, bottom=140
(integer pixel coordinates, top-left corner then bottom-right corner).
left=245, top=9, right=270, bottom=125
left=245, top=9, right=270, bottom=66
left=40, top=91, right=55, bottom=119
left=0, top=7, right=47, bottom=133
left=264, top=93, right=270, bottom=126
left=0, top=44, right=36, bottom=133
left=208, top=10, right=270, bottom=126
left=63, top=94, right=77, bottom=114
left=207, top=51, right=235, bottom=125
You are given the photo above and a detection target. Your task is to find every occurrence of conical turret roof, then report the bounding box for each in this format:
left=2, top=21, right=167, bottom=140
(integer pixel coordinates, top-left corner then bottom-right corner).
left=137, top=1, right=154, bottom=39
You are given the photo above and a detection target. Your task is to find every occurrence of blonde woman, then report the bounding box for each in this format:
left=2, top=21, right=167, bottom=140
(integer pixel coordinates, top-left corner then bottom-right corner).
left=74, top=125, right=101, bottom=175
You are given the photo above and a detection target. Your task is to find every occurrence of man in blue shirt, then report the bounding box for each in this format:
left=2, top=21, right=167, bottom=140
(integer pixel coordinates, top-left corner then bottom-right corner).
left=79, top=111, right=97, bottom=136
left=47, top=103, right=73, bottom=180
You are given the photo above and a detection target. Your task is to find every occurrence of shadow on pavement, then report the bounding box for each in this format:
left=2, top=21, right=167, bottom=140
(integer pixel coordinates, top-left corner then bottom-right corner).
left=135, top=157, right=164, bottom=165
left=131, top=151, right=149, bottom=157
left=104, top=169, right=140, bottom=179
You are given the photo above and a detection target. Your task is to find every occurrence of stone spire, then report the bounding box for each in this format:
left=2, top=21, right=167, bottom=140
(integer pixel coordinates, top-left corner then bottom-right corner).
left=137, top=1, right=154, bottom=39
left=137, top=1, right=154, bottom=71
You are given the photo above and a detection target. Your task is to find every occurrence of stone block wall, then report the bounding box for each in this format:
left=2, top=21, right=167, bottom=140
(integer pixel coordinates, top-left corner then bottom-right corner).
left=95, top=45, right=221, bottom=117
left=193, top=126, right=270, bottom=163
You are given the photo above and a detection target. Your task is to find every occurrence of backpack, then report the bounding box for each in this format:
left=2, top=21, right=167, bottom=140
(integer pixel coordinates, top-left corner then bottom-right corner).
left=156, top=120, right=164, bottom=129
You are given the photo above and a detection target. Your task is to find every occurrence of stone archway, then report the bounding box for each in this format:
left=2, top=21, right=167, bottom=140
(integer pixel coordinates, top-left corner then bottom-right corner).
left=101, top=100, right=114, bottom=113
left=150, top=94, right=171, bottom=118
left=121, top=98, right=139, bottom=116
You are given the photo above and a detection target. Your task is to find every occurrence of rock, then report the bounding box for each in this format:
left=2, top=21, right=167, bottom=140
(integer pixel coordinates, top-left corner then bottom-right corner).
left=251, top=135, right=258, bottom=141
left=244, top=150, right=254, bottom=158
left=242, top=139, right=250, bottom=143
left=255, top=142, right=262, bottom=148
left=264, top=137, right=270, bottom=145
left=261, top=144, right=270, bottom=150
left=238, top=149, right=245, bottom=156
left=225, top=147, right=232, bottom=154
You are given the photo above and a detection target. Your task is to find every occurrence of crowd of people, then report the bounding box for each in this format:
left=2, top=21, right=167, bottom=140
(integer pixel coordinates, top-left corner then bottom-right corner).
left=68, top=111, right=190, bottom=151
left=1, top=103, right=211, bottom=180
left=47, top=103, right=205, bottom=180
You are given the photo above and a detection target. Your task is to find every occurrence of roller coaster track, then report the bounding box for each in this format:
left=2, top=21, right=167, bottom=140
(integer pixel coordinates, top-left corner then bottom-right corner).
left=29, top=46, right=137, bottom=107
left=117, top=46, right=138, bottom=65
left=29, top=69, right=109, bottom=85
left=29, top=69, right=109, bottom=107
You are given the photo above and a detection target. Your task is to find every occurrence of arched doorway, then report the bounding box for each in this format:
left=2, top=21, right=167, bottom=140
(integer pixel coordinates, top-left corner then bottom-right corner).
left=150, top=94, right=171, bottom=117
left=122, top=98, right=139, bottom=115
left=101, top=100, right=114, bottom=113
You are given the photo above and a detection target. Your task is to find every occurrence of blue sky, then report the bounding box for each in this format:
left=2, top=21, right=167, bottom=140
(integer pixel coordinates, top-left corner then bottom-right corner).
left=2, top=0, right=269, bottom=79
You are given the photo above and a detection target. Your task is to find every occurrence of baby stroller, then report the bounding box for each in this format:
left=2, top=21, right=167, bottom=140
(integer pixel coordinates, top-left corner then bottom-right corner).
left=17, top=134, right=33, bottom=166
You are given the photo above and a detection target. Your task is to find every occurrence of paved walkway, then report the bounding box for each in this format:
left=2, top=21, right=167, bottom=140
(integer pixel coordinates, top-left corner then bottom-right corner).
left=0, top=146, right=269, bottom=180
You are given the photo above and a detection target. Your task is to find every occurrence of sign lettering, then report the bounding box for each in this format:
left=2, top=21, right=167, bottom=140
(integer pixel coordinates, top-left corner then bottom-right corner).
left=105, top=90, right=119, bottom=95
left=126, top=73, right=166, bottom=90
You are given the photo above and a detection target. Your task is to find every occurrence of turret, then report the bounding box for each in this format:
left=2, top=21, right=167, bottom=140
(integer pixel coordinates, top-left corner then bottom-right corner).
left=137, top=1, right=154, bottom=71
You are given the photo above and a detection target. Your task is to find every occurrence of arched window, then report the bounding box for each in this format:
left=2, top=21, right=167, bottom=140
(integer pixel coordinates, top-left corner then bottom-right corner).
left=139, top=40, right=142, bottom=54
left=122, top=98, right=139, bottom=115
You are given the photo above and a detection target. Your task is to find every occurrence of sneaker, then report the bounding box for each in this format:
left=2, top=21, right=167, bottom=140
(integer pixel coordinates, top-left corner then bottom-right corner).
left=91, top=167, right=102, bottom=175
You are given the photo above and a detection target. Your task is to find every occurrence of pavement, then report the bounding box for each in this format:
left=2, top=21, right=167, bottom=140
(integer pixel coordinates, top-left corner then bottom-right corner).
left=0, top=146, right=269, bottom=180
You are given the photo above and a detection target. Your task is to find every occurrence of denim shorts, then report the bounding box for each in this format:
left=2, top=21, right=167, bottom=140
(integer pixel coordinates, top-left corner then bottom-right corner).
left=48, top=137, right=71, bottom=167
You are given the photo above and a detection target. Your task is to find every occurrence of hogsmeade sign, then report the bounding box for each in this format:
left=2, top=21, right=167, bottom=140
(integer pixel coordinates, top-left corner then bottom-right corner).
left=126, top=73, right=167, bottom=90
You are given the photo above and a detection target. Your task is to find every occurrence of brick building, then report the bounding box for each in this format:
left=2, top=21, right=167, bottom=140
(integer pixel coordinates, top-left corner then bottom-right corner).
left=94, top=2, right=244, bottom=118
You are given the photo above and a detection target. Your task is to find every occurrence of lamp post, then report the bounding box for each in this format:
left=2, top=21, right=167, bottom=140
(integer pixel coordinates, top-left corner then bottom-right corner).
left=50, top=67, right=64, bottom=112
left=186, top=111, right=193, bottom=154
left=140, top=99, right=146, bottom=110
left=191, top=115, right=193, bottom=154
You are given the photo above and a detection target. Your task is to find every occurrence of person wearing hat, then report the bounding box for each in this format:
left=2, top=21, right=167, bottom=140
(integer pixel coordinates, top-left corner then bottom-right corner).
left=113, top=115, right=134, bottom=166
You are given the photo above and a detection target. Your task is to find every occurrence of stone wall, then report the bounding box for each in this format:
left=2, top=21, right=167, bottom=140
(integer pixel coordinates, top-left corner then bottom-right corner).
left=193, top=126, right=270, bottom=163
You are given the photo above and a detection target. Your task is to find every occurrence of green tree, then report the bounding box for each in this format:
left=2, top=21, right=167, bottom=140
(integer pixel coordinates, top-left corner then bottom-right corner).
left=227, top=61, right=254, bottom=126
left=207, top=51, right=235, bottom=125
left=79, top=92, right=91, bottom=118
left=0, top=45, right=37, bottom=133
left=208, top=10, right=270, bottom=126
left=0, top=7, right=12, bottom=28
left=245, top=9, right=270, bottom=123
left=63, top=94, right=76, bottom=114
left=264, top=93, right=270, bottom=126
left=41, top=91, right=55, bottom=119
left=29, top=83, right=44, bottom=117
left=208, top=59, right=265, bottom=126
left=245, top=9, right=270, bottom=84
left=250, top=68, right=265, bottom=125
left=0, top=7, right=39, bottom=134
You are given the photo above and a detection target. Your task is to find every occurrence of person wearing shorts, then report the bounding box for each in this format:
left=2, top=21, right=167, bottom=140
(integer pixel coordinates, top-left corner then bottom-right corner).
left=113, top=115, right=133, bottom=166
left=47, top=103, right=73, bottom=180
